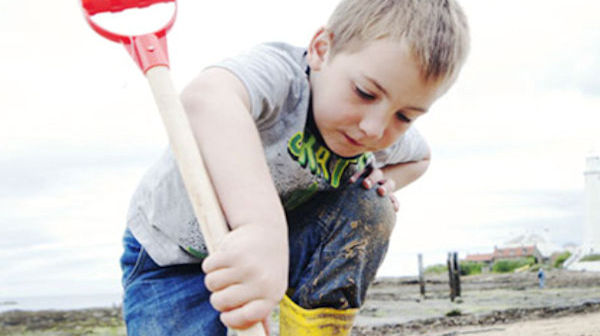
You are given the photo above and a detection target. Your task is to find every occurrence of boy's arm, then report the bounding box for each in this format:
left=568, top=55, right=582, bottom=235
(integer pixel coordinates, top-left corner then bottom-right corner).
left=350, top=154, right=430, bottom=211
left=353, top=127, right=432, bottom=196
left=181, top=67, right=289, bottom=329
left=380, top=157, right=430, bottom=192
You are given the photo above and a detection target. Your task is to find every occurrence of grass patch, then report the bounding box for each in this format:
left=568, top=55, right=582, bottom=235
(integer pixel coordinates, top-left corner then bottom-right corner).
left=580, top=254, right=600, bottom=262
left=492, top=257, right=535, bottom=273
left=424, top=264, right=447, bottom=274
left=529, top=263, right=542, bottom=272
left=0, top=308, right=124, bottom=336
left=459, top=261, right=483, bottom=276
left=553, top=251, right=572, bottom=268
left=425, top=262, right=484, bottom=276
left=445, top=309, right=462, bottom=317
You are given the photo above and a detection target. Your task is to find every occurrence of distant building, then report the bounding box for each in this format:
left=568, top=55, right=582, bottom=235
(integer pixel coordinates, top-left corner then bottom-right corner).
left=583, top=154, right=600, bottom=252
left=465, top=245, right=543, bottom=264
left=566, top=152, right=600, bottom=272
left=493, top=246, right=543, bottom=263
left=464, top=253, right=494, bottom=264
left=503, top=232, right=561, bottom=260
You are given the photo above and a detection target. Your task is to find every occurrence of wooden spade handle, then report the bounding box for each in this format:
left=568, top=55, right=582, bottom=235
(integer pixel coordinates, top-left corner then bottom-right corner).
left=145, top=65, right=267, bottom=336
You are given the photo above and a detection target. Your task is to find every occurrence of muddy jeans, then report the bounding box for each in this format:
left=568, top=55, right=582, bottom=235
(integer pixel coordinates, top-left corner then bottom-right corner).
left=120, top=180, right=396, bottom=335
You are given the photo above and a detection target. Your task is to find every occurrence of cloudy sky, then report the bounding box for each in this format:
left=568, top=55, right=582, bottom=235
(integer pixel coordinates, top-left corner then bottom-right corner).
left=1, top=0, right=599, bottom=302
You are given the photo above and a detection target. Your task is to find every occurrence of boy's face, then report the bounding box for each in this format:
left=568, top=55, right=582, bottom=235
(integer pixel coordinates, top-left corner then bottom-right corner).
left=307, top=29, right=449, bottom=158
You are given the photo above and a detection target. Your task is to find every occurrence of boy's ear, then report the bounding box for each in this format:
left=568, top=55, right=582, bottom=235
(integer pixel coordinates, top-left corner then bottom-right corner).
left=307, top=27, right=333, bottom=71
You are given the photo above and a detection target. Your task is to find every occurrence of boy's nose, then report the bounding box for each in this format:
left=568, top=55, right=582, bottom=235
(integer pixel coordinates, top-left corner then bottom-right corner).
left=358, top=112, right=386, bottom=140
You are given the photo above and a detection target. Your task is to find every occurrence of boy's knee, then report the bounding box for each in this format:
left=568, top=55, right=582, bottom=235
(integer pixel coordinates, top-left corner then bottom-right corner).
left=342, top=183, right=396, bottom=240
left=318, top=183, right=397, bottom=262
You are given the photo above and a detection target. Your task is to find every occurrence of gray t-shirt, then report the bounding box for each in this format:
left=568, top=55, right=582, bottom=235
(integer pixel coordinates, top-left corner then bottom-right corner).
left=127, top=42, right=430, bottom=266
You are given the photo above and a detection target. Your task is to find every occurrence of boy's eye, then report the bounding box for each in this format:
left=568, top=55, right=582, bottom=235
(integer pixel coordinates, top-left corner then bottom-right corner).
left=396, top=112, right=412, bottom=123
left=355, top=86, right=376, bottom=100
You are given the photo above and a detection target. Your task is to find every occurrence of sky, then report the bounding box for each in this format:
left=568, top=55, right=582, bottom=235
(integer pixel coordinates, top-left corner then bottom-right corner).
left=1, top=0, right=599, bottom=303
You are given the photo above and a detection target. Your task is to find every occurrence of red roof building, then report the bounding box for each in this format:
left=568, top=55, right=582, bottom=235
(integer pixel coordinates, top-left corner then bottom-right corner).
left=465, top=245, right=542, bottom=264
left=464, top=253, right=494, bottom=263
left=494, top=246, right=541, bottom=260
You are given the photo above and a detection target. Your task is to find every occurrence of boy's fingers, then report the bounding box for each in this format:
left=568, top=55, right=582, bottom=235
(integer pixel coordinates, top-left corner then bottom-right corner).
left=369, top=168, right=384, bottom=181
left=362, top=177, right=373, bottom=189
left=388, top=179, right=396, bottom=191
left=261, top=317, right=271, bottom=336
left=220, top=299, right=272, bottom=330
left=375, top=178, right=396, bottom=196
left=349, top=170, right=361, bottom=183
left=362, top=168, right=385, bottom=189
left=350, top=163, right=374, bottom=183
left=204, top=268, right=240, bottom=292
left=202, top=250, right=236, bottom=273
left=390, top=194, right=400, bottom=212
left=210, top=283, right=260, bottom=312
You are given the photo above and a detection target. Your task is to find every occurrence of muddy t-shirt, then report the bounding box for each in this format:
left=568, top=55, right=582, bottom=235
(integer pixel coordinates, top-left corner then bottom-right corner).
left=126, top=42, right=430, bottom=266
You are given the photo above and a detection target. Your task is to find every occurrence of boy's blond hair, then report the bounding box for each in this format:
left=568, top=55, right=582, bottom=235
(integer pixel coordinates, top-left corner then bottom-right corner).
left=326, top=0, right=470, bottom=83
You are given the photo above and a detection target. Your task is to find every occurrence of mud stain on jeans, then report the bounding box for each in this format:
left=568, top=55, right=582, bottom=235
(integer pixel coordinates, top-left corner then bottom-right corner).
left=343, top=239, right=367, bottom=258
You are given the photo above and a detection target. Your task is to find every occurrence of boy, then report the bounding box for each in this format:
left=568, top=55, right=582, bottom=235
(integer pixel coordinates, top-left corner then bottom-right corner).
left=120, top=0, right=470, bottom=335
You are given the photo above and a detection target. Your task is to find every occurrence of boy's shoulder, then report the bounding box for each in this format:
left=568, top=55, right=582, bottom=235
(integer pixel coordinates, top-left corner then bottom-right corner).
left=216, top=41, right=308, bottom=89
left=257, top=42, right=306, bottom=61
left=245, top=42, right=308, bottom=74
left=211, top=41, right=310, bottom=130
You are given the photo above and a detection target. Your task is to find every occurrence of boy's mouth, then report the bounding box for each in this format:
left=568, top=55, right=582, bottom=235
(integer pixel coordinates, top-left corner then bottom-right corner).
left=343, top=133, right=363, bottom=147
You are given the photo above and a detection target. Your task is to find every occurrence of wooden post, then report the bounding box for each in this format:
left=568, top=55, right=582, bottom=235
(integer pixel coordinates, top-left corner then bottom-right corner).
left=447, top=252, right=456, bottom=302
left=418, top=253, right=425, bottom=297
left=453, top=252, right=461, bottom=297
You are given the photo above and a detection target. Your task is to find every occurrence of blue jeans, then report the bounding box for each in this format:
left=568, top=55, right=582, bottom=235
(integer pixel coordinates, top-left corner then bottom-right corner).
left=120, top=181, right=395, bottom=335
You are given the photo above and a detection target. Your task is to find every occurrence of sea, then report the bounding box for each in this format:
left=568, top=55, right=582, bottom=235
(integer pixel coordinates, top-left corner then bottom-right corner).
left=0, top=293, right=123, bottom=313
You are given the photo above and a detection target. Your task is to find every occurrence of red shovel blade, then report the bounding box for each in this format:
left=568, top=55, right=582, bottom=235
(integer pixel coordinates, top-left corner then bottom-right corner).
left=80, top=0, right=177, bottom=73
left=82, top=0, right=175, bottom=15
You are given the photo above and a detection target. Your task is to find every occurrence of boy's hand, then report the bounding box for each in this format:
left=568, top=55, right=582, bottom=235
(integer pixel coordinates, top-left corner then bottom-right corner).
left=350, top=166, right=400, bottom=212
left=202, top=222, right=288, bottom=331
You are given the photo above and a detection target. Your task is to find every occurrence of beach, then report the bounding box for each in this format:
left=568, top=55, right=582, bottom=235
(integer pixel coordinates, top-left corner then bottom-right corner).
left=354, top=269, right=600, bottom=335
left=1, top=269, right=599, bottom=335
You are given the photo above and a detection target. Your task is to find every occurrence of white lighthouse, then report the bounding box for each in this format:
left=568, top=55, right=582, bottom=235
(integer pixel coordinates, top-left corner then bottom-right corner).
left=567, top=153, right=600, bottom=271
left=583, top=154, right=600, bottom=252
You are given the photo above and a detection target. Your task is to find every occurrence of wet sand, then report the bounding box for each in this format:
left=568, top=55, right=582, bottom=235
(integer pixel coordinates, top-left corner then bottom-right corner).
left=353, top=269, right=600, bottom=335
